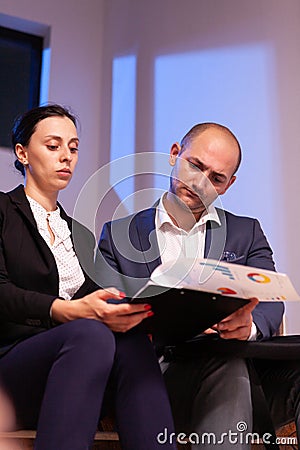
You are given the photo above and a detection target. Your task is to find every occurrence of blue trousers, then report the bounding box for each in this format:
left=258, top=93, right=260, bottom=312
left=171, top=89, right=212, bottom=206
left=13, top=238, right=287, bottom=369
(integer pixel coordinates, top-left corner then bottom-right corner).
left=0, top=319, right=176, bottom=450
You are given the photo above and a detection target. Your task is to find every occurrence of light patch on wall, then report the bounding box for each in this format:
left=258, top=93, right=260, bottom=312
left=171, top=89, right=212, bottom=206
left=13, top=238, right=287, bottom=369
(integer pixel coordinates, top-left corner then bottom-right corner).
left=110, top=54, right=137, bottom=214
left=40, top=47, right=51, bottom=104
left=154, top=44, right=280, bottom=250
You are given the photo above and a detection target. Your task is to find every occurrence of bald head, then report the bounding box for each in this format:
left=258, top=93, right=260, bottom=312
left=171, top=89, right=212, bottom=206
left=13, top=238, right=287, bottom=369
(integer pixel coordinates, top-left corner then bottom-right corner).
left=180, top=123, right=242, bottom=175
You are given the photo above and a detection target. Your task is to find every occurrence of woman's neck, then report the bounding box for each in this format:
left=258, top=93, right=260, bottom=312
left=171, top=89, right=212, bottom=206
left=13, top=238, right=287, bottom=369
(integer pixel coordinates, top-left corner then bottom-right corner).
left=24, top=185, right=58, bottom=212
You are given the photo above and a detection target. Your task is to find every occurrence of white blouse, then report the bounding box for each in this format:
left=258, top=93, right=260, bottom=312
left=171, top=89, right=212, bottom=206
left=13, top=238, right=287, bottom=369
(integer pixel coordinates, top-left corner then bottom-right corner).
left=27, top=196, right=85, bottom=300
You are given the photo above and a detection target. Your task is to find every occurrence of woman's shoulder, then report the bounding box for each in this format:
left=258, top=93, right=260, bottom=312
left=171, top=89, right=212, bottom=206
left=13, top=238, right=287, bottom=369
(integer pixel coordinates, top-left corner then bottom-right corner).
left=0, top=185, right=24, bottom=209
left=0, top=190, right=10, bottom=205
left=0, top=191, right=11, bottom=221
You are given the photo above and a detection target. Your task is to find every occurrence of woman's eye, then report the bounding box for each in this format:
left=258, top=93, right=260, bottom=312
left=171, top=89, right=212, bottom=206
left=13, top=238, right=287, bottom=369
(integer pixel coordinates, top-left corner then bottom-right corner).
left=70, top=147, right=79, bottom=153
left=47, top=145, right=58, bottom=151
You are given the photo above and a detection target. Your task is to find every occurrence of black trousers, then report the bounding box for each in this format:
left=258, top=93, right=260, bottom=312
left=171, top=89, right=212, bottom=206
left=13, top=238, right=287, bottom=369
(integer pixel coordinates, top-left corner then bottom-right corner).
left=0, top=319, right=176, bottom=450
left=161, top=335, right=300, bottom=449
left=255, top=358, right=300, bottom=445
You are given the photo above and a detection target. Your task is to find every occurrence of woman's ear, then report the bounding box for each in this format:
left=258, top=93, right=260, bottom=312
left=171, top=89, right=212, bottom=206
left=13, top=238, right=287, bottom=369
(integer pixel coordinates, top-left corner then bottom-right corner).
left=15, top=144, right=28, bottom=166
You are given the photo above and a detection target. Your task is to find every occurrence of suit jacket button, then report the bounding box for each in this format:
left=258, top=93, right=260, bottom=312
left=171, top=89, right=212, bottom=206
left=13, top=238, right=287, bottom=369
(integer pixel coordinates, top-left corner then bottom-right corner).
left=26, top=319, right=41, bottom=326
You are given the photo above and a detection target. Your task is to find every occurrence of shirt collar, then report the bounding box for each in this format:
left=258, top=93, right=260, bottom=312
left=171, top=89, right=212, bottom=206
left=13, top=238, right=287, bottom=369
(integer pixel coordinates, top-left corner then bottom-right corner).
left=27, top=195, right=71, bottom=247
left=26, top=195, right=60, bottom=220
left=156, top=192, right=221, bottom=231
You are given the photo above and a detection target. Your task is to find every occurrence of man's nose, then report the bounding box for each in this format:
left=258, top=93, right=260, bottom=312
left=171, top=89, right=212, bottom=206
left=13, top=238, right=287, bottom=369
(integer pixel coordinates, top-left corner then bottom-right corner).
left=194, top=170, right=209, bottom=190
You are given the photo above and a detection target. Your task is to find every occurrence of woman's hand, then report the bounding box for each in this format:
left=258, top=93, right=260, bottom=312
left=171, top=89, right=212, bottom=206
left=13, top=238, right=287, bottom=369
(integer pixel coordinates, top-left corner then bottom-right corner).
left=51, top=288, right=153, bottom=332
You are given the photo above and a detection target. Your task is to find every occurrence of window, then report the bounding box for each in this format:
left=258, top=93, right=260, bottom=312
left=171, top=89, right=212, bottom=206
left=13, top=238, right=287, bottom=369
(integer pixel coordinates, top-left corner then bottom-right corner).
left=0, top=26, right=43, bottom=147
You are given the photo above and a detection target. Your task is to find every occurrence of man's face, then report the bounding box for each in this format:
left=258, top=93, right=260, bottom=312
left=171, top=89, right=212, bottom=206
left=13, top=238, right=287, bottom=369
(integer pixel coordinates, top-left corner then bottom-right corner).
left=169, top=128, right=239, bottom=215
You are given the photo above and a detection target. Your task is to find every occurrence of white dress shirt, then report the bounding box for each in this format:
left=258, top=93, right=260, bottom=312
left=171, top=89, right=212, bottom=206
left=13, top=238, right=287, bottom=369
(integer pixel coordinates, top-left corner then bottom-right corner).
left=27, top=196, right=85, bottom=300
left=155, top=193, right=257, bottom=340
left=155, top=194, right=220, bottom=265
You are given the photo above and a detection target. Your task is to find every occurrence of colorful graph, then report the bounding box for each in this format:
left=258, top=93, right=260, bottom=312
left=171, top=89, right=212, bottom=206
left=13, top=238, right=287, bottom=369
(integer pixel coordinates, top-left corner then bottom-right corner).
left=217, top=287, right=237, bottom=295
left=199, top=262, right=235, bottom=280
left=247, top=273, right=271, bottom=283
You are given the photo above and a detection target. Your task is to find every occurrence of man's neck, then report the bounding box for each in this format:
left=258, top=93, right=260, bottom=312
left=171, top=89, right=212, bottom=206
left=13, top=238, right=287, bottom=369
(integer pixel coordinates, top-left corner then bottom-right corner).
left=163, top=192, right=205, bottom=232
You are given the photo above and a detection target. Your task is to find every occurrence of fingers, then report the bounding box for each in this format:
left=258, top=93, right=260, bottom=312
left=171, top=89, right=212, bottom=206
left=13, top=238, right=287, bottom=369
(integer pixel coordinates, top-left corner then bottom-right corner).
left=100, top=304, right=154, bottom=332
left=94, top=287, right=153, bottom=317
left=220, top=297, right=258, bottom=324
left=91, top=290, right=154, bottom=332
left=215, top=298, right=258, bottom=341
left=218, top=324, right=251, bottom=340
left=217, top=311, right=252, bottom=334
left=107, top=302, right=151, bottom=315
left=240, top=297, right=259, bottom=314
left=100, top=302, right=153, bottom=326
left=108, top=310, right=153, bottom=333
left=95, top=287, right=126, bottom=301
left=203, top=328, right=219, bottom=335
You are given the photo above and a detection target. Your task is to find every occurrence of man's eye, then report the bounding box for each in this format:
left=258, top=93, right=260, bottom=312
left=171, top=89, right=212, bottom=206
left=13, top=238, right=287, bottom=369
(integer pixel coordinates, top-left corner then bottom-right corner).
left=188, top=161, right=200, bottom=170
left=213, top=177, right=223, bottom=184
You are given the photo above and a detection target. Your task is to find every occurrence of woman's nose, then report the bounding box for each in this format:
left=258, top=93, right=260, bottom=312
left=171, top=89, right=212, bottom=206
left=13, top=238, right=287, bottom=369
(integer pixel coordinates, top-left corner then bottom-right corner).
left=60, top=146, right=72, bottom=161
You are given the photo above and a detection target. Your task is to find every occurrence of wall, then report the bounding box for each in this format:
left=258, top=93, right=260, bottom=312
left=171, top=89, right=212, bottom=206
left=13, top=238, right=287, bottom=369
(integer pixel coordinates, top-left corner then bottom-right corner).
left=99, top=0, right=300, bottom=331
left=1, top=0, right=300, bottom=330
left=0, top=0, right=105, bottom=214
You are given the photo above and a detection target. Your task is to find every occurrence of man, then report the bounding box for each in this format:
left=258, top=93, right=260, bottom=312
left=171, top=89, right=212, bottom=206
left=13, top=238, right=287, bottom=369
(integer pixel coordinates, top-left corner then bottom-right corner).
left=96, top=123, right=296, bottom=449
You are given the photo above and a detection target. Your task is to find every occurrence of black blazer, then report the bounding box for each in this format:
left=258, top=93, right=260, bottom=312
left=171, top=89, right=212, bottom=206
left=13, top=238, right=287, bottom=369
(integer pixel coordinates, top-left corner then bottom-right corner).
left=97, top=205, right=284, bottom=340
left=0, top=185, right=98, bottom=352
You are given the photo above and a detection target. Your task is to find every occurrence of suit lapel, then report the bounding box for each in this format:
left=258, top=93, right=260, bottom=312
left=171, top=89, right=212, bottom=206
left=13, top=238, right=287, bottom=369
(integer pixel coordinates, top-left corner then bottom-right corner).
left=8, top=184, right=38, bottom=229
left=133, top=205, right=227, bottom=274
left=204, top=208, right=227, bottom=260
left=8, top=185, right=59, bottom=277
left=134, top=207, right=161, bottom=277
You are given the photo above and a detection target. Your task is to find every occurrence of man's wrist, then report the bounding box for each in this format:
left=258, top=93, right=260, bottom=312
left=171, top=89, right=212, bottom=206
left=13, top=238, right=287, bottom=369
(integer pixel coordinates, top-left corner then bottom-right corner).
left=248, top=322, right=263, bottom=341
left=248, top=322, right=258, bottom=341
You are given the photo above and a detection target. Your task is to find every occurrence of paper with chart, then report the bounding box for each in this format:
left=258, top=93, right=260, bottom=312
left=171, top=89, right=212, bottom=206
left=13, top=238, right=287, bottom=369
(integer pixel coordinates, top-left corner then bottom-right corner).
left=149, top=258, right=300, bottom=301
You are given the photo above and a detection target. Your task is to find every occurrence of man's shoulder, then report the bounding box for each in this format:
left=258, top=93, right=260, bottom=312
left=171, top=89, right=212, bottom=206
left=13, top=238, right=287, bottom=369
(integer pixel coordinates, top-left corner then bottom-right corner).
left=103, top=206, right=156, bottom=229
left=216, top=207, right=259, bottom=225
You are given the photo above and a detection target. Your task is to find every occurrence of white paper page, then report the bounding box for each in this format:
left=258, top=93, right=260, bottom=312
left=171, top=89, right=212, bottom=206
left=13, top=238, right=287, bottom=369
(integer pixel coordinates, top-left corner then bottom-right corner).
left=150, top=258, right=300, bottom=301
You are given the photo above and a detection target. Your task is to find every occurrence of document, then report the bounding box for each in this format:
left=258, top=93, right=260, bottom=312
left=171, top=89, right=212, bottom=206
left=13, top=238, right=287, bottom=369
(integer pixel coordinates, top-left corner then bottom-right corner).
left=130, top=258, right=299, bottom=344
left=145, top=258, right=300, bottom=302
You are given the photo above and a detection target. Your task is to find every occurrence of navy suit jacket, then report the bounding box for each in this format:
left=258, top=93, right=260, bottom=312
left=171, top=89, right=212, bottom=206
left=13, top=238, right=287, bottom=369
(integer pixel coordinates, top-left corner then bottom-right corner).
left=97, top=205, right=284, bottom=340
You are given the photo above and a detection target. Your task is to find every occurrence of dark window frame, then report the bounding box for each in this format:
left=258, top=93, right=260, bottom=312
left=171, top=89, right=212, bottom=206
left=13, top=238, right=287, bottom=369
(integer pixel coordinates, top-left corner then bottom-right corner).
left=0, top=25, right=43, bottom=148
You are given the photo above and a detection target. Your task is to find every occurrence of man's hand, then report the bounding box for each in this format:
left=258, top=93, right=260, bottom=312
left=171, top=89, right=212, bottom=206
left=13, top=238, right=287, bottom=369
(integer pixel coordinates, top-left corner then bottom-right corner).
left=212, top=297, right=259, bottom=340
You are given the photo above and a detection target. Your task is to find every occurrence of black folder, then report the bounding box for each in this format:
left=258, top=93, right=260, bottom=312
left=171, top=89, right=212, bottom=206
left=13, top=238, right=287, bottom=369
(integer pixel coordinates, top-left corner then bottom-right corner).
left=130, top=283, right=250, bottom=345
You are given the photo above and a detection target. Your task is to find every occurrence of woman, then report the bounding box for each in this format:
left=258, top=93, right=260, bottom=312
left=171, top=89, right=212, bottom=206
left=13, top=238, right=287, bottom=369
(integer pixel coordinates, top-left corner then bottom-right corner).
left=0, top=104, right=176, bottom=450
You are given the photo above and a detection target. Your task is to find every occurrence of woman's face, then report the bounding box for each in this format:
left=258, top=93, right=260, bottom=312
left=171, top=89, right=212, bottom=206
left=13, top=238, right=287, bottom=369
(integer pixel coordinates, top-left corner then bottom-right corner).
left=16, top=116, right=79, bottom=194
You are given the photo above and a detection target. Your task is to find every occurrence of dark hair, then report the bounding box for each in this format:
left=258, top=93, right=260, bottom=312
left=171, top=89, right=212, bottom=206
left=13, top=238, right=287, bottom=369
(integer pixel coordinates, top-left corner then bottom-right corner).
left=12, top=104, right=78, bottom=176
left=180, top=122, right=242, bottom=175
